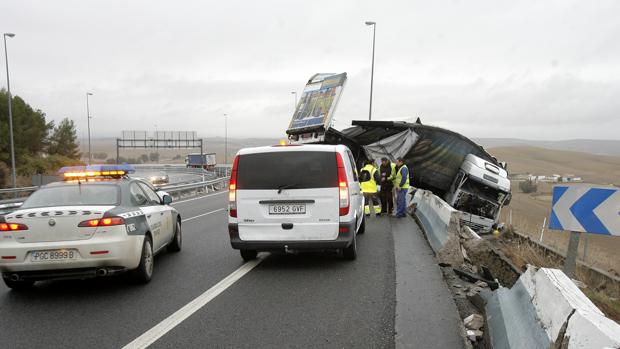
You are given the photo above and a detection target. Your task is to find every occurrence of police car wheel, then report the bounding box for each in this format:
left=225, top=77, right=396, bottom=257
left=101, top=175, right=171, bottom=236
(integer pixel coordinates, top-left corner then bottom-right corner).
left=240, top=249, right=257, bottom=261
left=134, top=237, right=154, bottom=283
left=167, top=220, right=182, bottom=252
left=342, top=233, right=357, bottom=260
left=357, top=215, right=366, bottom=235
left=2, top=274, right=35, bottom=290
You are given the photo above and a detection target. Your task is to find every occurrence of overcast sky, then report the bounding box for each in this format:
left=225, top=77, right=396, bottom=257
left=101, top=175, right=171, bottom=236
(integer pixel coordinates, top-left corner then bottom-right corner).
left=2, top=0, right=619, bottom=141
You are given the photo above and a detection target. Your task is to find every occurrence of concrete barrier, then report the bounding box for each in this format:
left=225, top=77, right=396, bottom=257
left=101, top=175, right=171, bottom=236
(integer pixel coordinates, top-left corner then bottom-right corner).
left=412, top=189, right=463, bottom=266
left=483, top=266, right=620, bottom=348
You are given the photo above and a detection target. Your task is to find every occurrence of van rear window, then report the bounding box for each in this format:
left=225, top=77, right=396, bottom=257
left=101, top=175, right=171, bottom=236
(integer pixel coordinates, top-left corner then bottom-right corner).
left=237, top=151, right=338, bottom=190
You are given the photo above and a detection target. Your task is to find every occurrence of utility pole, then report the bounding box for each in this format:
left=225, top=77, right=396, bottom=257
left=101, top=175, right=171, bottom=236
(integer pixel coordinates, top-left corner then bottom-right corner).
left=3, top=33, right=17, bottom=190
left=291, top=91, right=297, bottom=111
left=86, top=92, right=93, bottom=165
left=365, top=21, right=376, bottom=121
left=224, top=113, right=228, bottom=165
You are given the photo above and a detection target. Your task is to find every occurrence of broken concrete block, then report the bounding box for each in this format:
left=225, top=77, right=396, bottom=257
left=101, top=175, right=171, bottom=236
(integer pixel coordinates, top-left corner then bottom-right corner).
left=464, top=314, right=484, bottom=330
left=466, top=329, right=483, bottom=341
left=475, top=280, right=488, bottom=288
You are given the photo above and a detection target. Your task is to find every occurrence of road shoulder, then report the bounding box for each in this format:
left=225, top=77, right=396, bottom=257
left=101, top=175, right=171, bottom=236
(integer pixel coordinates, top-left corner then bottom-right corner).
left=392, top=216, right=465, bottom=349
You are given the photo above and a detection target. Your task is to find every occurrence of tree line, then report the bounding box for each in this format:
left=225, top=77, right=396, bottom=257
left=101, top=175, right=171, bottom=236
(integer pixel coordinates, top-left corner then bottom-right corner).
left=0, top=89, right=81, bottom=186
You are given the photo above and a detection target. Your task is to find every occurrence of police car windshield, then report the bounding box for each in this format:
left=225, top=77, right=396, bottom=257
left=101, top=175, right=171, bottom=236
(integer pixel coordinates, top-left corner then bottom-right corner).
left=21, top=184, right=120, bottom=208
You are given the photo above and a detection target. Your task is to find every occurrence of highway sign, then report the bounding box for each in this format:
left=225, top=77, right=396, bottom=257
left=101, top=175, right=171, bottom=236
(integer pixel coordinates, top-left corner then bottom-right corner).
left=549, top=184, right=620, bottom=235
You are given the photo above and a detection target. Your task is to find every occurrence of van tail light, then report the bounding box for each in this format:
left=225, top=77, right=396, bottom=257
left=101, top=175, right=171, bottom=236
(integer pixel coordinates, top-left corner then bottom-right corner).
left=229, top=155, right=240, bottom=218
left=0, top=223, right=29, bottom=231
left=78, top=217, right=125, bottom=227
left=336, top=153, right=350, bottom=216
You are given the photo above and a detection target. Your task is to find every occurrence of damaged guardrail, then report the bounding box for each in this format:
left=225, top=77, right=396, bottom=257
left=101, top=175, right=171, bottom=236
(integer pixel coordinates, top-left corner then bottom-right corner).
left=411, top=188, right=620, bottom=348
left=411, top=189, right=464, bottom=267
left=482, top=266, right=620, bottom=348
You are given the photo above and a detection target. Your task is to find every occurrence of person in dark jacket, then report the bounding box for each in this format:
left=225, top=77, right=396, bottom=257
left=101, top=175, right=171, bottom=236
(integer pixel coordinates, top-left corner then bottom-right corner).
left=379, top=157, right=394, bottom=215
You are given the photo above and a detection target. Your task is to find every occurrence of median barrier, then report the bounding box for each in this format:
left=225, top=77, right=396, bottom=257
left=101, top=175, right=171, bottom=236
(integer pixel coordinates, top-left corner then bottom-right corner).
left=482, top=266, right=620, bottom=348
left=412, top=189, right=464, bottom=266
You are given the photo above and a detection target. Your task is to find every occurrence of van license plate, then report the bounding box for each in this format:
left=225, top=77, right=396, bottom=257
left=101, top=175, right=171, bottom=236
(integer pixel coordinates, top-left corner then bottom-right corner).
left=269, top=204, right=306, bottom=215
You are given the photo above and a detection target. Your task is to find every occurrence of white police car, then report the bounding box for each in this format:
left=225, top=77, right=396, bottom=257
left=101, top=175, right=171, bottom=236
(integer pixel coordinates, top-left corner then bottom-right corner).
left=0, top=165, right=182, bottom=290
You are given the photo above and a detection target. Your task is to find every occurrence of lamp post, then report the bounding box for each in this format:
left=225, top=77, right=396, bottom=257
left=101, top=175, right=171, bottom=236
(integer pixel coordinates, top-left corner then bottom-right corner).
left=3, top=33, right=17, bottom=190
left=86, top=92, right=93, bottom=165
left=223, top=113, right=228, bottom=165
left=291, top=91, right=297, bottom=111
left=365, top=21, right=376, bottom=121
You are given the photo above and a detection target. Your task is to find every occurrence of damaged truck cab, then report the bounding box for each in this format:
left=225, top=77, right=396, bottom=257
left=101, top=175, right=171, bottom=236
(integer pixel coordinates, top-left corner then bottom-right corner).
left=445, top=154, right=511, bottom=233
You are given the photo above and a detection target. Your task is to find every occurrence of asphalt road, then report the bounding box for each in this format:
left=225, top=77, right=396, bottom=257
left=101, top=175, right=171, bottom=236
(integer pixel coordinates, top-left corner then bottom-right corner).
left=0, top=192, right=463, bottom=348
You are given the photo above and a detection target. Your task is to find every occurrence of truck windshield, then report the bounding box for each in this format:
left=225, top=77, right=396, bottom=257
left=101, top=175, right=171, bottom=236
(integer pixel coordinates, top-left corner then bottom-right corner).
left=236, top=151, right=338, bottom=190
left=453, top=178, right=506, bottom=219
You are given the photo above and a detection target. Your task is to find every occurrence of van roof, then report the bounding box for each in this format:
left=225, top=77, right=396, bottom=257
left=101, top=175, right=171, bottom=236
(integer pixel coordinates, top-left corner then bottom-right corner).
left=237, top=144, right=345, bottom=156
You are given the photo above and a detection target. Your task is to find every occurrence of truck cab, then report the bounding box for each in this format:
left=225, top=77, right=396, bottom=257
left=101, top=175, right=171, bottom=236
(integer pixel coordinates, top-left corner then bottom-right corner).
left=444, top=154, right=511, bottom=233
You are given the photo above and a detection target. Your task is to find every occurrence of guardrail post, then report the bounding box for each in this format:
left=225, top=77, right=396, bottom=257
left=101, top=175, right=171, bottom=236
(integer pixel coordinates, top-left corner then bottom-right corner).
left=563, top=231, right=581, bottom=278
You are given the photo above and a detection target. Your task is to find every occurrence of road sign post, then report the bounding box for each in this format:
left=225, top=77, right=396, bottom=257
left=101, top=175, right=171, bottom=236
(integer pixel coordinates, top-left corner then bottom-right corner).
left=549, top=184, right=620, bottom=278
left=563, top=231, right=581, bottom=278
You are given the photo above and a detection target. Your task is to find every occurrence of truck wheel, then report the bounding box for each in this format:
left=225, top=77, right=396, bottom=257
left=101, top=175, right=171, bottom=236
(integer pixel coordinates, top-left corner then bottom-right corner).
left=133, top=236, right=154, bottom=283
left=167, top=220, right=182, bottom=252
left=2, top=274, right=34, bottom=290
left=240, top=250, right=257, bottom=261
left=357, top=215, right=366, bottom=235
left=342, top=234, right=357, bottom=260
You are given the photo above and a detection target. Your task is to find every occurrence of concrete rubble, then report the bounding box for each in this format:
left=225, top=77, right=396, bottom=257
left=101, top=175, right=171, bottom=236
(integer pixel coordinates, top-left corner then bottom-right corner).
left=464, top=314, right=484, bottom=330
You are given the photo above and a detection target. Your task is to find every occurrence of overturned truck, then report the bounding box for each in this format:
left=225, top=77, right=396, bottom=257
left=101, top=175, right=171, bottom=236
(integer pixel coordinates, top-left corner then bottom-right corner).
left=286, top=73, right=511, bottom=233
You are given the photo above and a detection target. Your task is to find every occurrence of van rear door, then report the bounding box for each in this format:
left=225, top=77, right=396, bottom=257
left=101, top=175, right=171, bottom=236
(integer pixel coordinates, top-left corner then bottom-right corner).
left=235, top=150, right=339, bottom=241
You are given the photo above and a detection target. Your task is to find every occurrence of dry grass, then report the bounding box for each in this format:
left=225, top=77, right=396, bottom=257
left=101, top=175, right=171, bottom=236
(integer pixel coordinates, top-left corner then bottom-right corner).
left=489, top=146, right=620, bottom=186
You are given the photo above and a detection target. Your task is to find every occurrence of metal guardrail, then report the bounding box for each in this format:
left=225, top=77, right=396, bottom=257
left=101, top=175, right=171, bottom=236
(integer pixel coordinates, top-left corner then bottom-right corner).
left=159, top=177, right=229, bottom=194
left=0, top=186, right=38, bottom=195
left=0, top=164, right=229, bottom=210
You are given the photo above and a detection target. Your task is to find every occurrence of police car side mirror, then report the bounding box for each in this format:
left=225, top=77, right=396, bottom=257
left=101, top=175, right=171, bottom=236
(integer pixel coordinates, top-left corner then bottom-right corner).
left=162, top=195, right=173, bottom=205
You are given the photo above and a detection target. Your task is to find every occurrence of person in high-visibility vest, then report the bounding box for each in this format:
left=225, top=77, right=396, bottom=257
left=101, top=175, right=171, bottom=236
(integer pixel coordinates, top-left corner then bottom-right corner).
left=360, top=159, right=382, bottom=217
left=394, top=157, right=410, bottom=218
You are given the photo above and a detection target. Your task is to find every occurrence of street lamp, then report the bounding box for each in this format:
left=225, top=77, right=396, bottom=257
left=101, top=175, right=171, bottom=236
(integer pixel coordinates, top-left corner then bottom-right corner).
left=291, top=91, right=297, bottom=111
left=365, top=21, right=376, bottom=121
left=223, top=113, right=228, bottom=165
left=86, top=92, right=93, bottom=165
left=3, top=33, right=17, bottom=190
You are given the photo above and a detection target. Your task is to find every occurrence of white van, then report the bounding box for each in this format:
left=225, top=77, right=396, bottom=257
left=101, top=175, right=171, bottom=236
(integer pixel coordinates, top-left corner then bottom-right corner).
left=228, top=144, right=365, bottom=260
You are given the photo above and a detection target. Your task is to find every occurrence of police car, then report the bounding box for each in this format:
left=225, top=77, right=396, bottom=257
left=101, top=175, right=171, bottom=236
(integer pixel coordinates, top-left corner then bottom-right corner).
left=0, top=165, right=182, bottom=290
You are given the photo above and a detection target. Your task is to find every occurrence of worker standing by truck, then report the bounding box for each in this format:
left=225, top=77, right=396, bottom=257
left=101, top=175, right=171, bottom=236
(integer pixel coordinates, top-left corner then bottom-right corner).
left=379, top=157, right=394, bottom=215
left=394, top=157, right=410, bottom=218
left=360, top=159, right=382, bottom=217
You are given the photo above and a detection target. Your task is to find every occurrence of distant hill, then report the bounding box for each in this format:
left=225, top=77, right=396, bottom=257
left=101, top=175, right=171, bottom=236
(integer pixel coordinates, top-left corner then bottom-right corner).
left=488, top=146, right=620, bottom=186
left=475, top=138, right=620, bottom=156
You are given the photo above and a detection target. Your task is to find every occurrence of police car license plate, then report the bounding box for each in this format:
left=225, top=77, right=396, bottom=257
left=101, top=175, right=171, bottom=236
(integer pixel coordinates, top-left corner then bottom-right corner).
left=269, top=204, right=306, bottom=215
left=31, top=250, right=77, bottom=262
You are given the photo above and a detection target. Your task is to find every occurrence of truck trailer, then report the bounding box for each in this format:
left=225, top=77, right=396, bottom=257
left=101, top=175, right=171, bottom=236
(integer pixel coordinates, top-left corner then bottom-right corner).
left=185, top=153, right=217, bottom=170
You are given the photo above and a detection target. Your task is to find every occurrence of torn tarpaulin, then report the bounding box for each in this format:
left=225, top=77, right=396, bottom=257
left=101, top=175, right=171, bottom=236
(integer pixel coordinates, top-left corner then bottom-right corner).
left=362, top=129, right=418, bottom=162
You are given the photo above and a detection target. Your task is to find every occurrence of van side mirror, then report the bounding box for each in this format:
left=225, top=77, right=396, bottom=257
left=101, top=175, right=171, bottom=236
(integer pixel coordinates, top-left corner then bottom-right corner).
left=162, top=195, right=173, bottom=205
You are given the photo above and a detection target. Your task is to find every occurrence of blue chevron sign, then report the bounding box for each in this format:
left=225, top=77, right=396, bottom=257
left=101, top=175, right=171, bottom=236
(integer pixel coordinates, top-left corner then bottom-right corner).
left=549, top=184, right=620, bottom=235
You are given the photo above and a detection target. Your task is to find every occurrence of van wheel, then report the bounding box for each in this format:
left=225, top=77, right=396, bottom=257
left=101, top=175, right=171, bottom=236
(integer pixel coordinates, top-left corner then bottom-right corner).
left=2, top=274, right=34, bottom=290
left=240, top=250, right=257, bottom=261
left=167, top=220, right=182, bottom=252
left=342, top=234, right=357, bottom=260
left=133, top=236, right=154, bottom=283
left=357, top=215, right=366, bottom=234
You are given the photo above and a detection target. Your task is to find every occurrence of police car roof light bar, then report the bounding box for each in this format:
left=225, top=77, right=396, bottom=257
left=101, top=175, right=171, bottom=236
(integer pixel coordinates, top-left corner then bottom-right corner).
left=58, top=165, right=135, bottom=180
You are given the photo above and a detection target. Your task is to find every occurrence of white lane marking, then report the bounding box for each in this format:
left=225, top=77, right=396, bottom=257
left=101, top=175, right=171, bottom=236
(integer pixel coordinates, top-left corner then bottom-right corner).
left=181, top=208, right=227, bottom=223
left=122, top=256, right=266, bottom=349
left=172, top=191, right=228, bottom=205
